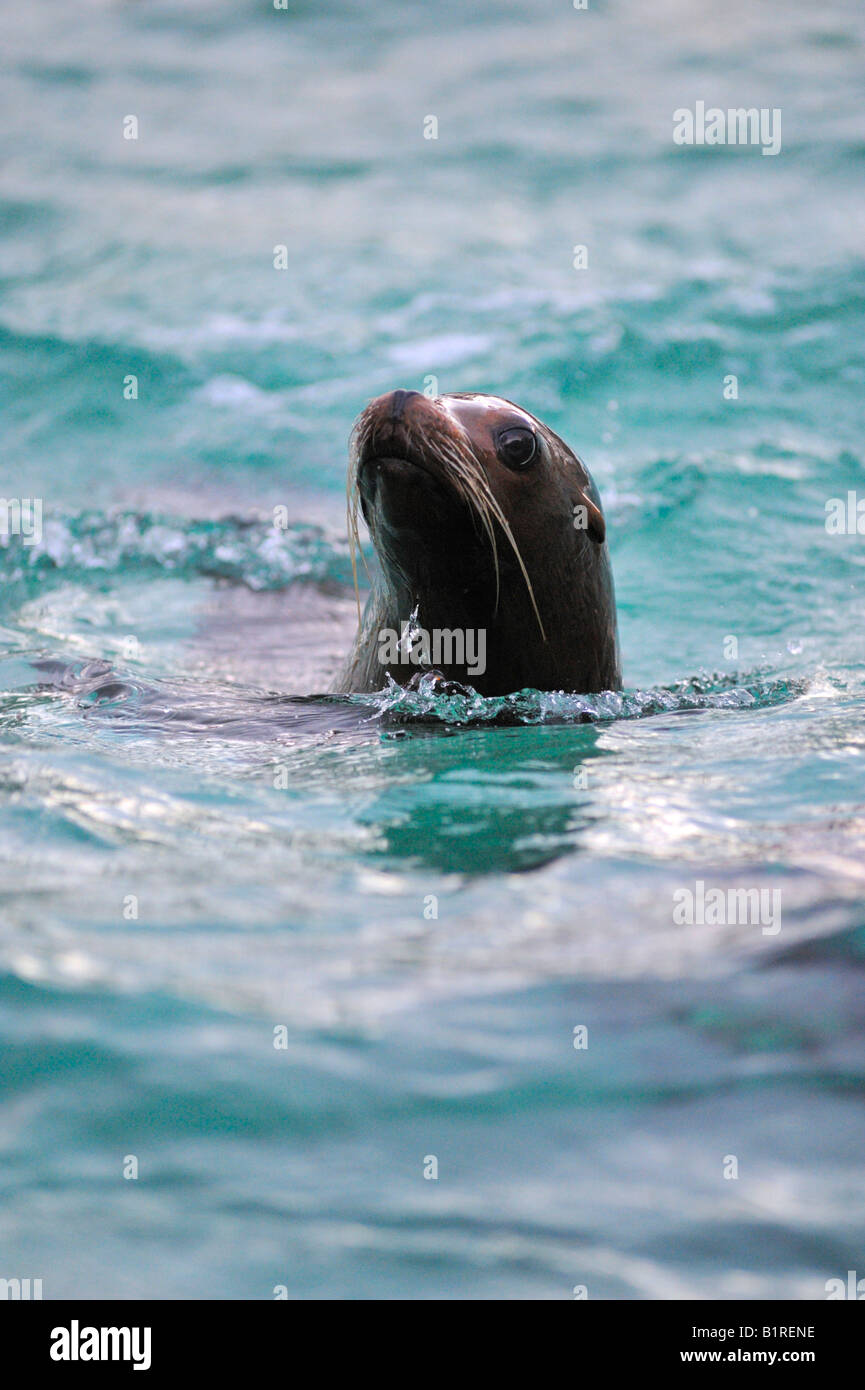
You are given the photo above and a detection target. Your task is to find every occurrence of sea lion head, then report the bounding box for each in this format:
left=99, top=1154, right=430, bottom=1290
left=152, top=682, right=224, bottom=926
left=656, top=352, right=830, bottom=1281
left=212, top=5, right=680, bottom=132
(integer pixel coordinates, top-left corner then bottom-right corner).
left=343, top=390, right=621, bottom=695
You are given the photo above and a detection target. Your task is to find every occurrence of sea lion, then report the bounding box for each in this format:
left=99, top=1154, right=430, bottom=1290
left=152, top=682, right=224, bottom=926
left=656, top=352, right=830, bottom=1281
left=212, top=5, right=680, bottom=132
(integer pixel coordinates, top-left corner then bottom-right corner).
left=335, top=390, right=621, bottom=696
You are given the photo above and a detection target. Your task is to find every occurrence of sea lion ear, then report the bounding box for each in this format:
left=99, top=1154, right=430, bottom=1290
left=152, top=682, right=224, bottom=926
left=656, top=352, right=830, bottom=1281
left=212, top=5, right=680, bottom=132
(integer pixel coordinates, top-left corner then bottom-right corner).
left=573, top=490, right=606, bottom=544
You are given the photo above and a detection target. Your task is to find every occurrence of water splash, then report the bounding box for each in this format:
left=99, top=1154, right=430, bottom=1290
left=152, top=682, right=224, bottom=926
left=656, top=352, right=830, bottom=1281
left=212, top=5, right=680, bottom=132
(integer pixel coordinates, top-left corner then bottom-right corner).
left=356, top=668, right=805, bottom=729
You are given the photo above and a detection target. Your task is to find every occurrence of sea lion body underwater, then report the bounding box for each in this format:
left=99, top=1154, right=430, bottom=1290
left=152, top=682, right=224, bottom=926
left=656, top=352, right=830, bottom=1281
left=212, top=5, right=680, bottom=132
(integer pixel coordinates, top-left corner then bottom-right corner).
left=336, top=390, right=621, bottom=697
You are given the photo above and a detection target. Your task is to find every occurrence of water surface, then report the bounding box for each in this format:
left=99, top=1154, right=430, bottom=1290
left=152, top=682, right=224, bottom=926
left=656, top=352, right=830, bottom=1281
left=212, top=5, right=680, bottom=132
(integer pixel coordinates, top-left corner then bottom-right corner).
left=1, top=0, right=864, bottom=1299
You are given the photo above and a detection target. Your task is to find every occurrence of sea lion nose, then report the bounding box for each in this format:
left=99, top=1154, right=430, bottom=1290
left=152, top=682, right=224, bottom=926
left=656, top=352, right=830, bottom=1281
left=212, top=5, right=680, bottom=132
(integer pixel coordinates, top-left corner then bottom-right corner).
left=389, top=389, right=422, bottom=422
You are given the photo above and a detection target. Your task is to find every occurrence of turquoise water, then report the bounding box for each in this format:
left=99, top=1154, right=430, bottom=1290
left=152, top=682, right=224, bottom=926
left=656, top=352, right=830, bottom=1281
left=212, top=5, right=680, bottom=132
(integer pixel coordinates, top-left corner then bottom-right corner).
left=2, top=0, right=865, bottom=1299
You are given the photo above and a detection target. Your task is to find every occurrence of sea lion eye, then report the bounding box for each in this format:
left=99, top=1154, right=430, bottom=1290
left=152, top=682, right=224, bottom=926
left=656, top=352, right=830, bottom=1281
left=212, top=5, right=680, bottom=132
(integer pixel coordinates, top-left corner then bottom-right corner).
left=496, top=426, right=537, bottom=471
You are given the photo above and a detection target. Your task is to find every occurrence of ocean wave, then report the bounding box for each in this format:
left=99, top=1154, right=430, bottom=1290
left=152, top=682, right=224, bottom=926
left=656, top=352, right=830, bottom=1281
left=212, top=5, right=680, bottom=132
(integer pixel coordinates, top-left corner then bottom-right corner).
left=23, top=658, right=806, bottom=742
left=0, top=509, right=357, bottom=595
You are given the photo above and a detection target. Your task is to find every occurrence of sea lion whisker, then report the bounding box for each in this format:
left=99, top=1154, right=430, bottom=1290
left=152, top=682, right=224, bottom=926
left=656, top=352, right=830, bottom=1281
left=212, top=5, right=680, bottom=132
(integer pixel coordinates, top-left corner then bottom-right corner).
left=436, top=439, right=504, bottom=615
left=437, top=435, right=545, bottom=641
left=346, top=426, right=373, bottom=623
